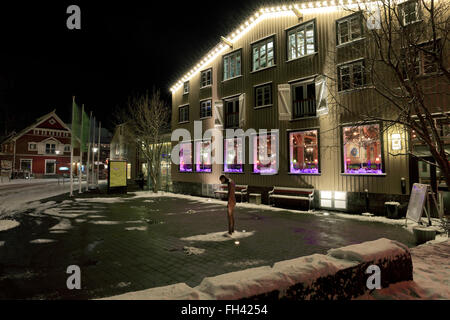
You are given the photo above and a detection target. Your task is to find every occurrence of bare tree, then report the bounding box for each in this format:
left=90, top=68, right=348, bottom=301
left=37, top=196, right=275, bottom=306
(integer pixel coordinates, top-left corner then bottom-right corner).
left=118, top=90, right=170, bottom=192
left=327, top=0, right=449, bottom=189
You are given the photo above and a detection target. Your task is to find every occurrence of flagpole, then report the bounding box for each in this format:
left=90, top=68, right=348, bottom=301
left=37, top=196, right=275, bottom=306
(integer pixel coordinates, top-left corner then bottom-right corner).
left=97, top=121, right=101, bottom=187
left=78, top=104, right=84, bottom=194
left=70, top=97, right=75, bottom=197
left=91, top=116, right=96, bottom=189
left=86, top=111, right=92, bottom=192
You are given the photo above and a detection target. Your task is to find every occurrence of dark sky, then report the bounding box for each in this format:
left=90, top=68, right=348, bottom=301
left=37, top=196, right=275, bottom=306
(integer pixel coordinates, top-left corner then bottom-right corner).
left=0, top=0, right=282, bottom=135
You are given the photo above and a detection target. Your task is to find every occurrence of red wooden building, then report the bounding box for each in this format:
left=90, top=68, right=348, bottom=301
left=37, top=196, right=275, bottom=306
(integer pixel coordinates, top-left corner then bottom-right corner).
left=0, top=110, right=72, bottom=178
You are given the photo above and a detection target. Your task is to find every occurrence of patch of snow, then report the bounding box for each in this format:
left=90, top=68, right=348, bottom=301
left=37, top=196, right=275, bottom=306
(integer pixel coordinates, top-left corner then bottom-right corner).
left=125, top=226, right=148, bottom=231
left=49, top=219, right=72, bottom=231
left=75, top=197, right=125, bottom=203
left=224, top=259, right=266, bottom=268
left=88, top=215, right=106, bottom=218
left=88, top=220, right=120, bottom=225
left=43, top=209, right=85, bottom=219
left=30, top=239, right=57, bottom=244
left=75, top=219, right=87, bottom=223
left=0, top=241, right=5, bottom=247
left=49, top=230, right=68, bottom=234
left=117, top=282, right=131, bottom=288
left=183, top=246, right=206, bottom=255
left=384, top=201, right=400, bottom=206
left=180, top=230, right=255, bottom=242
left=0, top=220, right=20, bottom=232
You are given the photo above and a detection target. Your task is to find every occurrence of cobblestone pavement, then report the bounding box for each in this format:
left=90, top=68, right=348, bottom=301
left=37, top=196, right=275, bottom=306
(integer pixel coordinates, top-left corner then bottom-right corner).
left=0, top=192, right=415, bottom=299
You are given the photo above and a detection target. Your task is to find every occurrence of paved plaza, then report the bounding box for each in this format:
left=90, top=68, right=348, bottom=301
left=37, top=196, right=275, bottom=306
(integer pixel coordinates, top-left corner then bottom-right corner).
left=0, top=191, right=416, bottom=299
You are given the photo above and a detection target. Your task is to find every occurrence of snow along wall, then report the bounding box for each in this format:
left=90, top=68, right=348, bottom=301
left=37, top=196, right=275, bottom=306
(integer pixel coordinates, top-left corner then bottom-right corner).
left=102, top=238, right=413, bottom=300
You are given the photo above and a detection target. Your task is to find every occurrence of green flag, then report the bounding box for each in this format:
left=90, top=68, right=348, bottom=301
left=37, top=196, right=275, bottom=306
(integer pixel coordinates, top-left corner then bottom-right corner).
left=71, top=98, right=81, bottom=147
left=81, top=105, right=91, bottom=152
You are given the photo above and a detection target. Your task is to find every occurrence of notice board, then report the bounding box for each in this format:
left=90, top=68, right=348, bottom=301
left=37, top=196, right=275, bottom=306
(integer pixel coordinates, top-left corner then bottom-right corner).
left=109, top=160, right=127, bottom=188
left=406, top=183, right=429, bottom=223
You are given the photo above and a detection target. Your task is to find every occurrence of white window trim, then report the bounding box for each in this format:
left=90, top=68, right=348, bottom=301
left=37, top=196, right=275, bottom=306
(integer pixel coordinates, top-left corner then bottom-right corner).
left=223, top=49, right=242, bottom=81
left=20, top=159, right=33, bottom=172
left=183, top=81, right=190, bottom=94
left=28, top=142, right=37, bottom=151
left=199, top=99, right=213, bottom=119
left=45, top=159, right=56, bottom=175
left=254, top=83, right=273, bottom=109
left=252, top=36, right=275, bottom=72
left=287, top=21, right=316, bottom=62
left=336, top=13, right=363, bottom=46
left=200, top=69, right=212, bottom=88
left=178, top=104, right=190, bottom=123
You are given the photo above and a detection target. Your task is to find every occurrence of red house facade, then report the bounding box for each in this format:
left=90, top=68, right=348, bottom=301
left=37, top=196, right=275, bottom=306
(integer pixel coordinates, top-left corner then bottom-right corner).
left=0, top=110, right=72, bottom=178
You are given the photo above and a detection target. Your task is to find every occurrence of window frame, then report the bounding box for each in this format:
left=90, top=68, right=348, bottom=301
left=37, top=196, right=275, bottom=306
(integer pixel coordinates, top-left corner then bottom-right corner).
left=194, top=139, right=213, bottom=173
left=254, top=82, right=273, bottom=109
left=223, top=136, right=245, bottom=174
left=399, top=0, right=420, bottom=26
left=28, top=142, right=37, bottom=151
left=223, top=48, right=242, bottom=81
left=178, top=104, right=190, bottom=123
left=183, top=81, right=190, bottom=94
left=335, top=12, right=364, bottom=46
left=20, top=159, right=33, bottom=172
left=337, top=59, right=367, bottom=92
left=44, top=159, right=56, bottom=175
left=287, top=128, right=321, bottom=175
left=45, top=142, right=56, bottom=155
left=251, top=35, right=276, bottom=72
left=340, top=122, right=386, bottom=176
left=223, top=96, right=240, bottom=129
left=199, top=99, right=213, bottom=119
left=200, top=68, right=212, bottom=88
left=286, top=19, right=317, bottom=62
left=291, top=78, right=317, bottom=119
left=251, top=131, right=279, bottom=175
left=178, top=141, right=193, bottom=173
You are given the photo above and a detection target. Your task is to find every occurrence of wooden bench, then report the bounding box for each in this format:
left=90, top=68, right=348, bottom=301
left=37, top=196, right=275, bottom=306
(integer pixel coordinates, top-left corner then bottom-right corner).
left=268, top=186, right=315, bottom=211
left=214, top=184, right=248, bottom=202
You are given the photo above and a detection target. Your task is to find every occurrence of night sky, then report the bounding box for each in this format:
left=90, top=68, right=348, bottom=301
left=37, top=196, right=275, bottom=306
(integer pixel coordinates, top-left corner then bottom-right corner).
left=0, top=0, right=281, bottom=136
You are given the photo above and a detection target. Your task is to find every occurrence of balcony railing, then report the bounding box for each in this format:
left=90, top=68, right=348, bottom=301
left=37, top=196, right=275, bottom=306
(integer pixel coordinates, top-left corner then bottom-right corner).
left=293, top=98, right=316, bottom=119
left=225, top=112, right=239, bottom=128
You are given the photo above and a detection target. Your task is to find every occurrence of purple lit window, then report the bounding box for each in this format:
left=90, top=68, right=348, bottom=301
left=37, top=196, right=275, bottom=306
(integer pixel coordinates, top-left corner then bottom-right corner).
left=195, top=140, right=212, bottom=172
left=252, top=133, right=278, bottom=174
left=289, top=130, right=319, bottom=174
left=343, top=124, right=383, bottom=174
left=179, top=142, right=192, bottom=172
left=224, top=137, right=244, bottom=173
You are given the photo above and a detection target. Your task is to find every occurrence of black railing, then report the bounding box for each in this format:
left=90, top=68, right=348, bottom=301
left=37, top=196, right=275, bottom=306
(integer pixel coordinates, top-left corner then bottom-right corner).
left=293, top=98, right=316, bottom=118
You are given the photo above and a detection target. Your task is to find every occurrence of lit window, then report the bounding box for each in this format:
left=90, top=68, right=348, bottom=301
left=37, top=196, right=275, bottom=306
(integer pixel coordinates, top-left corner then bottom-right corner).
left=179, top=142, right=193, bottom=172
left=252, top=132, right=278, bottom=174
left=45, top=143, right=56, bottom=154
left=289, top=130, right=319, bottom=174
left=224, top=137, right=244, bottom=173
left=195, top=140, right=212, bottom=172
left=255, top=83, right=272, bottom=108
left=338, top=60, right=366, bottom=91
left=200, top=100, right=212, bottom=118
left=179, top=105, right=189, bottom=123
left=287, top=21, right=316, bottom=60
left=183, top=81, right=189, bottom=94
left=252, top=37, right=275, bottom=71
left=399, top=0, right=419, bottom=26
left=342, top=124, right=383, bottom=174
left=200, top=69, right=212, bottom=88
left=336, top=13, right=362, bottom=45
left=292, top=80, right=316, bottom=118
left=223, top=50, right=242, bottom=80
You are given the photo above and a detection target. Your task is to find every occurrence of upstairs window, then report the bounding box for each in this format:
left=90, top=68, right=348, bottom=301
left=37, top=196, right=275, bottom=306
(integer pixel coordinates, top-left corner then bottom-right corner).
left=223, top=50, right=242, bottom=80
left=252, top=37, right=275, bottom=72
left=45, top=143, right=56, bottom=154
left=224, top=97, right=239, bottom=129
left=399, top=0, right=419, bottom=25
left=200, top=100, right=212, bottom=119
left=287, top=21, right=316, bottom=60
left=336, top=13, right=362, bottom=45
left=337, top=60, right=366, bottom=91
left=179, top=105, right=189, bottom=123
left=28, top=143, right=37, bottom=151
left=292, top=80, right=316, bottom=118
left=402, top=41, right=440, bottom=78
left=254, top=83, right=272, bottom=108
left=201, top=69, right=212, bottom=88
left=183, top=81, right=189, bottom=94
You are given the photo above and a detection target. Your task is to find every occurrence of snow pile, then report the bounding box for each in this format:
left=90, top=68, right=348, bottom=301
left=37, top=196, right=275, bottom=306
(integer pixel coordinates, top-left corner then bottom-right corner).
left=356, top=239, right=450, bottom=300
left=49, top=219, right=72, bottom=231
left=0, top=220, right=20, bottom=232
left=125, top=226, right=147, bottom=231
left=88, top=220, right=120, bottom=225
left=43, top=208, right=85, bottom=218
left=180, top=230, right=255, bottom=242
left=100, top=282, right=209, bottom=300
left=224, top=259, right=266, bottom=268
left=327, top=238, right=410, bottom=263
